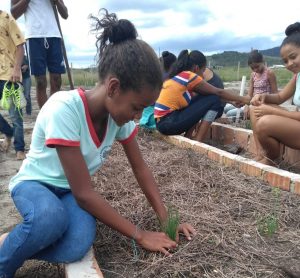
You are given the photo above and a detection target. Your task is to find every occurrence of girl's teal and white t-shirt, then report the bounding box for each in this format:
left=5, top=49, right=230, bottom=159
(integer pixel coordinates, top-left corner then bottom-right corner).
left=9, top=88, right=137, bottom=191
left=293, top=73, right=300, bottom=108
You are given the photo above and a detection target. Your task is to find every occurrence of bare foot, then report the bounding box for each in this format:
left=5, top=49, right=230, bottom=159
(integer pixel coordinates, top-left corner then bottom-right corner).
left=254, top=155, right=264, bottom=162
left=257, top=158, right=277, bottom=166
left=0, top=233, right=8, bottom=247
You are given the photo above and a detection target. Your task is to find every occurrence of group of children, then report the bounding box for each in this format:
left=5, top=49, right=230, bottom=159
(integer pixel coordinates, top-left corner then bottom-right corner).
left=0, top=7, right=300, bottom=277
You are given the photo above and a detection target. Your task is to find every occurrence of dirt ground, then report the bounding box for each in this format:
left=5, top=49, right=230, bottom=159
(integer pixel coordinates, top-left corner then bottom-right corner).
left=1, top=85, right=300, bottom=278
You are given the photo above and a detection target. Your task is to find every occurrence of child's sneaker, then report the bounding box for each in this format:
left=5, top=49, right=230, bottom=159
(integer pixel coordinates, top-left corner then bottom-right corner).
left=12, top=82, right=26, bottom=111
left=0, top=82, right=13, bottom=110
left=16, top=151, right=26, bottom=160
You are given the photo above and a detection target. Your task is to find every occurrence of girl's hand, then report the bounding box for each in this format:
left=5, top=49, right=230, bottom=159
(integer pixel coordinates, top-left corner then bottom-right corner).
left=176, top=223, right=196, bottom=242
left=243, top=105, right=249, bottom=120
left=136, top=230, right=177, bottom=256
left=253, top=104, right=275, bottom=118
left=241, top=95, right=251, bottom=105
left=250, top=94, right=266, bottom=106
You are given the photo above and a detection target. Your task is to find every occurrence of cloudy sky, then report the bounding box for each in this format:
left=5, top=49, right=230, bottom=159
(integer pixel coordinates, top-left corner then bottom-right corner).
left=2, top=0, right=300, bottom=67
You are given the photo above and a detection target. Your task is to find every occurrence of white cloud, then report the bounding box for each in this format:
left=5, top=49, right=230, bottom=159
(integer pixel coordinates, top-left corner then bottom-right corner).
left=2, top=0, right=300, bottom=67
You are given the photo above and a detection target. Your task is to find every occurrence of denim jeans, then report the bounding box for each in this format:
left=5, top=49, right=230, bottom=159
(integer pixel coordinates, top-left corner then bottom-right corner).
left=156, top=94, right=224, bottom=135
left=224, top=103, right=245, bottom=119
left=0, top=80, right=25, bottom=152
left=22, top=77, right=32, bottom=115
left=0, top=181, right=96, bottom=277
left=0, top=114, right=13, bottom=138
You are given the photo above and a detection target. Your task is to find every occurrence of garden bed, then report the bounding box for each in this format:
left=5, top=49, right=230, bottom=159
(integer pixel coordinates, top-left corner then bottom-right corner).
left=17, top=129, right=300, bottom=278
left=209, top=120, right=300, bottom=175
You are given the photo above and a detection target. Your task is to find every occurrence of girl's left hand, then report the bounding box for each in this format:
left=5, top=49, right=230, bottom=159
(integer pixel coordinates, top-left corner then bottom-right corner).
left=253, top=104, right=275, bottom=118
left=176, top=223, right=196, bottom=242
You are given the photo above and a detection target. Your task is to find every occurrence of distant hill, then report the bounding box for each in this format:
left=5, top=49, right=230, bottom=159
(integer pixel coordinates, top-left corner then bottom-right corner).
left=207, top=47, right=282, bottom=68
left=260, top=46, right=280, bottom=57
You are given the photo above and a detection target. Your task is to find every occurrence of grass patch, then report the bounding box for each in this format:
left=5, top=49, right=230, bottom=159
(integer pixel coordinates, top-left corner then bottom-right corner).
left=161, top=206, right=180, bottom=241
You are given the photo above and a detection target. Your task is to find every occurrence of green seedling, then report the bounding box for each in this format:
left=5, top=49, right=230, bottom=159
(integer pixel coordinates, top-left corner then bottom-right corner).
left=257, top=187, right=281, bottom=236
left=257, top=214, right=278, bottom=236
left=161, top=206, right=180, bottom=241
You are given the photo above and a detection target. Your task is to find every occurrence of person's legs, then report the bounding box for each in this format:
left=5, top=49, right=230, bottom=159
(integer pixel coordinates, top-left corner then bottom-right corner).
left=255, top=115, right=300, bottom=165
left=47, top=38, right=65, bottom=95
left=0, top=81, right=14, bottom=152
left=27, top=38, right=48, bottom=108
left=223, top=103, right=235, bottom=114
left=249, top=105, right=265, bottom=161
left=0, top=181, right=69, bottom=277
left=35, top=75, right=48, bottom=108
left=33, top=193, right=96, bottom=263
left=49, top=73, right=62, bottom=95
left=0, top=113, right=13, bottom=136
left=156, top=94, right=222, bottom=136
left=8, top=103, right=25, bottom=159
left=22, top=77, right=32, bottom=115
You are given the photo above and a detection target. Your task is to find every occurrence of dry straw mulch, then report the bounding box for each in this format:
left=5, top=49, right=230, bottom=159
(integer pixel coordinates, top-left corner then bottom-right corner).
left=17, top=129, right=300, bottom=277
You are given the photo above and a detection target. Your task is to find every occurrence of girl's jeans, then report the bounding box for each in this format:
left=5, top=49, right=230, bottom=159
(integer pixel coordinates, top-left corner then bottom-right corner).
left=156, top=94, right=223, bottom=135
left=22, top=77, right=32, bottom=115
left=0, top=181, right=96, bottom=278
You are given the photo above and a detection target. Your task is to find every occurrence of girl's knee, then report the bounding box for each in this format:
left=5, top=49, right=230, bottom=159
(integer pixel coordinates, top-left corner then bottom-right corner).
left=256, top=115, right=273, bottom=133
left=63, top=223, right=96, bottom=262
left=33, top=205, right=69, bottom=239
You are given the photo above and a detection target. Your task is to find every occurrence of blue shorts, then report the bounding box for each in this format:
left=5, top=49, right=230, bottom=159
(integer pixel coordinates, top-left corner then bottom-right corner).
left=27, top=37, right=66, bottom=76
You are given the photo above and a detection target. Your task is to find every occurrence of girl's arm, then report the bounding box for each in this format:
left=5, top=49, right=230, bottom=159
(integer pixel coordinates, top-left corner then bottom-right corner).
left=264, top=76, right=296, bottom=104
left=267, top=70, right=278, bottom=94
left=194, top=80, right=250, bottom=104
left=248, top=75, right=254, bottom=99
left=123, top=138, right=196, bottom=240
left=122, top=138, right=168, bottom=222
left=254, top=104, right=300, bottom=121
left=56, top=145, right=177, bottom=255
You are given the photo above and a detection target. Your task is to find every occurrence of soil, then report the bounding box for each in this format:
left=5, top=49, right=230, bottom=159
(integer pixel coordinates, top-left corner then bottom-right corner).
left=1, top=85, right=300, bottom=278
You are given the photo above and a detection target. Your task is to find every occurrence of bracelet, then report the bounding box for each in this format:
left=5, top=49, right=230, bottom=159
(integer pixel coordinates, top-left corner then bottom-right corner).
left=131, top=225, right=140, bottom=261
left=132, top=225, right=139, bottom=240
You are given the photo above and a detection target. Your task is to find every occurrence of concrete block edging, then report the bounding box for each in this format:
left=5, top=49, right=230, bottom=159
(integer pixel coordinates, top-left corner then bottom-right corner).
left=161, top=134, right=300, bottom=195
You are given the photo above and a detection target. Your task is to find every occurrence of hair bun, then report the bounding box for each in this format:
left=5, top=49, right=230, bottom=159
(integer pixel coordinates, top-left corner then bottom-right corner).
left=285, top=22, right=300, bottom=37
left=162, top=51, right=170, bottom=57
left=108, top=19, right=137, bottom=43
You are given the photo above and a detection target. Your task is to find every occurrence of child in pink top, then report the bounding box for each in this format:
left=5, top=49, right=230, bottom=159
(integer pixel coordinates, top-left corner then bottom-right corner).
left=247, top=50, right=278, bottom=160
left=225, top=50, right=278, bottom=120
left=248, top=50, right=278, bottom=98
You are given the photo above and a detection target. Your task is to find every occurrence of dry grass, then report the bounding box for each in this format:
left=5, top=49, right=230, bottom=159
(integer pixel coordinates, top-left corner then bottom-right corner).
left=17, top=129, right=300, bottom=278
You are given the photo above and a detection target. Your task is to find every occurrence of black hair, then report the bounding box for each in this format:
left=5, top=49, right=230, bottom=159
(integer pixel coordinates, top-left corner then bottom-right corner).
left=248, top=50, right=264, bottom=65
left=159, top=51, right=176, bottom=72
left=169, top=50, right=206, bottom=78
left=281, top=22, right=300, bottom=48
left=89, top=9, right=162, bottom=92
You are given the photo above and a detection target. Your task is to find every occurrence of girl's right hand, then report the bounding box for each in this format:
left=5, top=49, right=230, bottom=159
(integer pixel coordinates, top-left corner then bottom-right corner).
left=136, top=230, right=177, bottom=256
left=250, top=94, right=266, bottom=106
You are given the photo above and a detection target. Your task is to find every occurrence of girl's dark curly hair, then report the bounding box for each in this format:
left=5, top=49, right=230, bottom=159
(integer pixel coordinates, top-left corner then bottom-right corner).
left=89, top=9, right=162, bottom=93
left=281, top=22, right=300, bottom=48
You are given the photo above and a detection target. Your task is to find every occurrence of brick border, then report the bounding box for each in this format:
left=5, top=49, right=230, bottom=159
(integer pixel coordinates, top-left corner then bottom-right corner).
left=159, top=134, right=300, bottom=195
